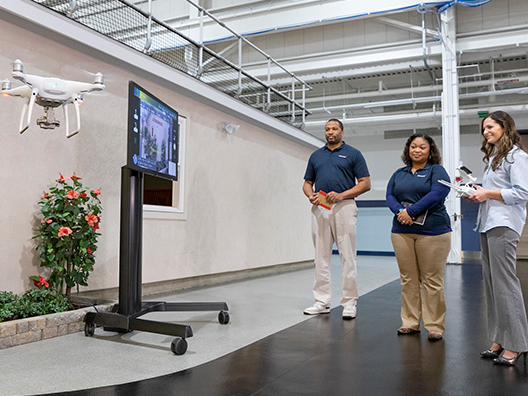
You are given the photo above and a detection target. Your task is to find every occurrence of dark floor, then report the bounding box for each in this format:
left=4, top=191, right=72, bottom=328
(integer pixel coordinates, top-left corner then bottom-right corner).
left=51, top=264, right=528, bottom=396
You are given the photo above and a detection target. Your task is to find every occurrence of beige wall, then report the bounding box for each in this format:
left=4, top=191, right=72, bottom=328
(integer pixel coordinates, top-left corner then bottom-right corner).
left=0, top=19, right=314, bottom=295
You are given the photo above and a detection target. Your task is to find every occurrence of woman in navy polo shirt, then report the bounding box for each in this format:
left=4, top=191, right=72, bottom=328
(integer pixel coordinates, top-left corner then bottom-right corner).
left=386, top=134, right=451, bottom=341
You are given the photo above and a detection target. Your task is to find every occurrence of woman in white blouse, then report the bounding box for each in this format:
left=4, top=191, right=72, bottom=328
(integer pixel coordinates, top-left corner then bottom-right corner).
left=468, top=110, right=528, bottom=366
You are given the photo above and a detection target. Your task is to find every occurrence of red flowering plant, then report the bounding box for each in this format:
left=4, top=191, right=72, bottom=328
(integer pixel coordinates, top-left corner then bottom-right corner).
left=30, top=275, right=49, bottom=289
left=33, top=173, right=102, bottom=297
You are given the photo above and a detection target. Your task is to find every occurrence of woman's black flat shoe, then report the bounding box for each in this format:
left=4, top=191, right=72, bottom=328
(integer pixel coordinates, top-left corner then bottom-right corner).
left=493, top=351, right=527, bottom=366
left=480, top=348, right=504, bottom=359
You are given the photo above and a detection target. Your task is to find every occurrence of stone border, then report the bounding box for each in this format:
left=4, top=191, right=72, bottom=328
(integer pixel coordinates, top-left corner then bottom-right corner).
left=0, top=303, right=114, bottom=349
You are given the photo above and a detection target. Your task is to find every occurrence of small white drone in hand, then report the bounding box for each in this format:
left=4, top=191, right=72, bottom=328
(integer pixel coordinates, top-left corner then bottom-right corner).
left=439, top=166, right=477, bottom=198
left=1, top=59, right=105, bottom=138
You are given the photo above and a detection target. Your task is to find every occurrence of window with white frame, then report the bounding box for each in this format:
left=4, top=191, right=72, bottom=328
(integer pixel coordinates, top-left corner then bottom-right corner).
left=143, top=115, right=187, bottom=218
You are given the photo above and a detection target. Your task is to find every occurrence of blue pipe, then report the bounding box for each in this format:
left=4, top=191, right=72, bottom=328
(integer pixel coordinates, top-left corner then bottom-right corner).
left=202, top=0, right=494, bottom=44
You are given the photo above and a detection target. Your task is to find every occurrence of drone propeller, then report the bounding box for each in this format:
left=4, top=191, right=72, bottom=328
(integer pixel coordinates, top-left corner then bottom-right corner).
left=1, top=57, right=25, bottom=89
left=60, top=64, right=114, bottom=85
left=1, top=79, right=31, bottom=98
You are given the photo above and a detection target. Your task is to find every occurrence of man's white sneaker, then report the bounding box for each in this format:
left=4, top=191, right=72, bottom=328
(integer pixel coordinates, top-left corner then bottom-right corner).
left=342, top=305, right=356, bottom=319
left=303, top=302, right=330, bottom=315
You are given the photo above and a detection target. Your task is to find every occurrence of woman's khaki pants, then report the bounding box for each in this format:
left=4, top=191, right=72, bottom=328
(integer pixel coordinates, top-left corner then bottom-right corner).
left=391, top=232, right=451, bottom=333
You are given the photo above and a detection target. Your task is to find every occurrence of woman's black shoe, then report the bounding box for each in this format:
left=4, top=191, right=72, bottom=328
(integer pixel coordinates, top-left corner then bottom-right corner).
left=493, top=351, right=527, bottom=366
left=480, top=347, right=504, bottom=359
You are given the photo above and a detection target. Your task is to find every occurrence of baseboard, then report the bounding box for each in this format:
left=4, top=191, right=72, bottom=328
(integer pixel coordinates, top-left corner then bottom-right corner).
left=357, top=251, right=396, bottom=257
left=333, top=249, right=395, bottom=257
left=462, top=251, right=482, bottom=260
left=78, top=260, right=315, bottom=300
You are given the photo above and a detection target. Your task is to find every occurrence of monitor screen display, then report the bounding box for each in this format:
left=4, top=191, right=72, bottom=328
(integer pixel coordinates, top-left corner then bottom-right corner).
left=127, top=81, right=179, bottom=180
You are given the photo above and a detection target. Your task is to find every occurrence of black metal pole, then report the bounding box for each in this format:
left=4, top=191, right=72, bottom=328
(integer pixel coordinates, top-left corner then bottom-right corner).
left=118, top=166, right=143, bottom=315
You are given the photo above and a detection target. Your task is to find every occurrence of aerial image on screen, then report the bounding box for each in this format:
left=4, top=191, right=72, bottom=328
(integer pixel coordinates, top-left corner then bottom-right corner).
left=128, top=81, right=178, bottom=180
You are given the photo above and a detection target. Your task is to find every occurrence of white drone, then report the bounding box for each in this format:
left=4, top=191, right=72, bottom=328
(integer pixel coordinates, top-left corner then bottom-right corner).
left=439, top=166, right=477, bottom=198
left=1, top=59, right=105, bottom=138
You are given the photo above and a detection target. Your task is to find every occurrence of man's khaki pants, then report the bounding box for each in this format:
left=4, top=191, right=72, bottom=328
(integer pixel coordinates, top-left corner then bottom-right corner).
left=391, top=232, right=451, bottom=333
left=311, top=199, right=358, bottom=307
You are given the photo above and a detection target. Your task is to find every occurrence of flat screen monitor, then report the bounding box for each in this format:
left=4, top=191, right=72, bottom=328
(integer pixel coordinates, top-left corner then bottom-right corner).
left=127, top=81, right=179, bottom=181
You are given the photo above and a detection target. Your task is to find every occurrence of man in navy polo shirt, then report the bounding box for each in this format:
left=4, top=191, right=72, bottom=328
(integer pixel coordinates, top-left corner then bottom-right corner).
left=303, top=119, right=371, bottom=319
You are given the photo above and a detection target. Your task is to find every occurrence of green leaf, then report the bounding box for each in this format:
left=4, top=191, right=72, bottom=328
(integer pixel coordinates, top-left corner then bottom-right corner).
left=65, top=277, right=75, bottom=287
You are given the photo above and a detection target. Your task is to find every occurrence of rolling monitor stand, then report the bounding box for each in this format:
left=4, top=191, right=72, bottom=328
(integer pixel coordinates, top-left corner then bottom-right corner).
left=84, top=167, right=229, bottom=355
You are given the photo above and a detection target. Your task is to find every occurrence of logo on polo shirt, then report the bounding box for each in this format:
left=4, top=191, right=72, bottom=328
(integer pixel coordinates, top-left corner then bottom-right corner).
left=339, top=155, right=347, bottom=158
left=417, top=174, right=427, bottom=177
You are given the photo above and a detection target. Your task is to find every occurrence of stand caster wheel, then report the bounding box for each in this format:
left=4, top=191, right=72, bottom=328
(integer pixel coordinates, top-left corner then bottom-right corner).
left=171, top=337, right=188, bottom=355
left=218, top=310, right=230, bottom=325
left=84, top=322, right=95, bottom=337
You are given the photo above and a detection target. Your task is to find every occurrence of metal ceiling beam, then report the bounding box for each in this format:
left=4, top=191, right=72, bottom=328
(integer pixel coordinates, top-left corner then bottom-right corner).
left=305, top=72, right=528, bottom=110
left=376, top=16, right=439, bottom=38
left=243, top=41, right=443, bottom=81
left=458, top=29, right=528, bottom=53
left=261, top=59, right=442, bottom=87
left=308, top=86, right=528, bottom=116
left=303, top=104, right=528, bottom=129
left=201, top=41, right=238, bottom=69
left=241, top=27, right=528, bottom=83
left=173, top=0, right=422, bottom=43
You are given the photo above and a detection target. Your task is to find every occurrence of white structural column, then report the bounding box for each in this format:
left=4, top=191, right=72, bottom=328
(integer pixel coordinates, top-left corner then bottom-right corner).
left=440, top=7, right=462, bottom=263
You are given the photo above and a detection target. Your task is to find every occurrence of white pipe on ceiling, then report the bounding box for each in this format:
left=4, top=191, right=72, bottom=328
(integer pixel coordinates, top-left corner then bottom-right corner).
left=304, top=104, right=528, bottom=128
left=306, top=74, right=528, bottom=111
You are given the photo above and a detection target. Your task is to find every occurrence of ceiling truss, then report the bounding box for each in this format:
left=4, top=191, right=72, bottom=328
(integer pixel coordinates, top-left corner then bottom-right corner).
left=136, top=0, right=528, bottom=139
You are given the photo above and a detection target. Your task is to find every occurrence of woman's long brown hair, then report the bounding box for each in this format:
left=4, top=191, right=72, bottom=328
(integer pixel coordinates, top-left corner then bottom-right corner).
left=480, top=111, right=527, bottom=171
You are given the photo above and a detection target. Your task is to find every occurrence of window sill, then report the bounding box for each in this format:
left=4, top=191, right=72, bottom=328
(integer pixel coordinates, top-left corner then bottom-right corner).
left=143, top=205, right=186, bottom=220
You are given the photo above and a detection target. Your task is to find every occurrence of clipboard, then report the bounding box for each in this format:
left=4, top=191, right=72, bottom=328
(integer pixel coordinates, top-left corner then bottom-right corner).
left=402, top=202, right=427, bottom=225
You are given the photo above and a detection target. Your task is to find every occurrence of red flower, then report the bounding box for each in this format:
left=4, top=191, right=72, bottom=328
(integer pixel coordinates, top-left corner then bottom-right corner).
left=58, top=226, right=73, bottom=237
left=41, top=218, right=53, bottom=224
left=57, top=173, right=71, bottom=182
left=86, top=246, right=93, bottom=254
left=93, top=223, right=100, bottom=231
left=33, top=276, right=49, bottom=288
left=80, top=192, right=87, bottom=198
left=91, top=189, right=101, bottom=196
left=85, top=214, right=99, bottom=226
left=66, top=190, right=79, bottom=199
left=43, top=192, right=50, bottom=199
left=71, top=172, right=82, bottom=181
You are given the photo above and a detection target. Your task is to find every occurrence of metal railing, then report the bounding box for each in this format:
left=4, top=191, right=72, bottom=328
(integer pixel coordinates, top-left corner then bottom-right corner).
left=30, top=0, right=312, bottom=127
